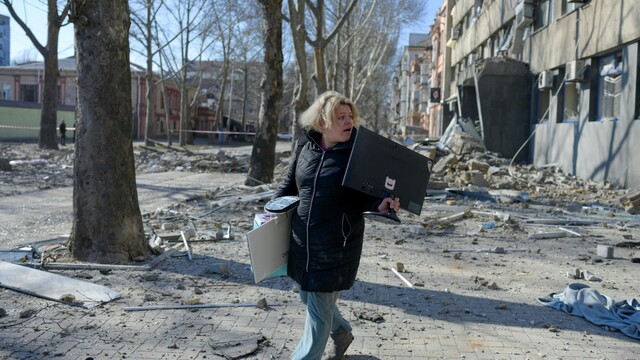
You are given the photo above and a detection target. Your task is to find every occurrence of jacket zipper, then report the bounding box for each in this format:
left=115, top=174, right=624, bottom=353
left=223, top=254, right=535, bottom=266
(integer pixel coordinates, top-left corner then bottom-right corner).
left=305, top=147, right=325, bottom=273
left=342, top=213, right=350, bottom=247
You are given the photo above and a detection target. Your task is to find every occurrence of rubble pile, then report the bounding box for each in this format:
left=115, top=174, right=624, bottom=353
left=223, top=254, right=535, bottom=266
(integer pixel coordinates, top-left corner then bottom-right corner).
left=413, top=142, right=627, bottom=210
left=1, top=140, right=635, bottom=213
left=134, top=146, right=251, bottom=174
left=1, top=139, right=640, bottom=359
left=0, top=143, right=75, bottom=196
left=0, top=143, right=256, bottom=197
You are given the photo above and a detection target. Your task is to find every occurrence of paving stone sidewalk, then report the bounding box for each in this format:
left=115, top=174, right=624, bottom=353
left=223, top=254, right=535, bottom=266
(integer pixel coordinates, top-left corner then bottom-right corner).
left=1, top=173, right=640, bottom=359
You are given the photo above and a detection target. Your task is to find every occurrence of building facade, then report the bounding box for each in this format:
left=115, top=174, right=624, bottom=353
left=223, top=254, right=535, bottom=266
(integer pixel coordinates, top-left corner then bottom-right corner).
left=427, top=2, right=453, bottom=139
left=392, top=33, right=433, bottom=140
left=0, top=57, right=204, bottom=142
left=425, top=0, right=640, bottom=187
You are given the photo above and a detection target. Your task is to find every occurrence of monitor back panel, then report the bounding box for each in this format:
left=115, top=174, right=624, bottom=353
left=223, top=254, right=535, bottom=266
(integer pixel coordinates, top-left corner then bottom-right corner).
left=342, top=127, right=431, bottom=215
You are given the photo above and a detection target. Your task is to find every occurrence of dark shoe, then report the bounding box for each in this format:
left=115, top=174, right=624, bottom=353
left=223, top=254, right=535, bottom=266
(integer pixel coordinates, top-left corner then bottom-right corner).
left=322, top=331, right=354, bottom=360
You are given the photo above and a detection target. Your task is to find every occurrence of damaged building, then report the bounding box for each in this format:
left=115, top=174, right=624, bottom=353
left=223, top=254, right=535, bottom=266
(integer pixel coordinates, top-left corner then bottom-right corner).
left=393, top=0, right=640, bottom=188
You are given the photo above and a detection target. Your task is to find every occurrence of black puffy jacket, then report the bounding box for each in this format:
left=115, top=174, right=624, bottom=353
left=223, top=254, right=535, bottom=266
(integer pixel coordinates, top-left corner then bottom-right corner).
left=274, top=128, right=379, bottom=292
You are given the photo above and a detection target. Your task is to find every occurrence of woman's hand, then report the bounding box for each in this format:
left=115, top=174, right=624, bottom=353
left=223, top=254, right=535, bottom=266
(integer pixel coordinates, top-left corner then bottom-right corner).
left=377, top=197, right=400, bottom=214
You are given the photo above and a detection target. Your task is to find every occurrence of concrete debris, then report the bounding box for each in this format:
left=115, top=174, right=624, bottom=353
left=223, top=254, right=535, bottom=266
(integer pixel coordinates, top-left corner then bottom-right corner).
left=209, top=333, right=267, bottom=360
left=2, top=140, right=640, bottom=357
left=620, top=188, right=640, bottom=214
left=0, top=143, right=264, bottom=197
left=256, top=298, right=268, bottom=309
left=528, top=231, right=568, bottom=240
left=567, top=268, right=602, bottom=282
left=596, top=245, right=614, bottom=259
left=353, top=310, right=385, bottom=323
left=19, top=309, right=36, bottom=319
left=0, top=158, right=11, bottom=171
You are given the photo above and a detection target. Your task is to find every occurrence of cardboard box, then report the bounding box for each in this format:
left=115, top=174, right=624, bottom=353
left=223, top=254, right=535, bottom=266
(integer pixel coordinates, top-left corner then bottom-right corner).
left=246, top=210, right=292, bottom=283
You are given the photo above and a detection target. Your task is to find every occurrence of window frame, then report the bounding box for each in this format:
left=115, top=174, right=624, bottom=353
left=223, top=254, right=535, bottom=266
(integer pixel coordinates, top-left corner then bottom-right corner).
left=595, top=51, right=623, bottom=122
left=20, top=84, right=38, bottom=103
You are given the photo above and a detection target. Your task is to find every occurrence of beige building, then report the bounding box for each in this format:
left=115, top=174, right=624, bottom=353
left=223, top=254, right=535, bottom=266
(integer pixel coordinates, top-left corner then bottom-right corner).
left=392, top=33, right=433, bottom=140
left=0, top=57, right=204, bottom=142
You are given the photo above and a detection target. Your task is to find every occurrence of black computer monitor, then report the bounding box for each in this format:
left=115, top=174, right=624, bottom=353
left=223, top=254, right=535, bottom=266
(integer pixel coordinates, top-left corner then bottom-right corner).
left=342, top=127, right=431, bottom=221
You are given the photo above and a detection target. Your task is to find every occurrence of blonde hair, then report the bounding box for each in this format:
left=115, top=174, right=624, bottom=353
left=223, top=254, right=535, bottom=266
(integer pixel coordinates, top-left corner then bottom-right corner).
left=299, top=91, right=360, bottom=132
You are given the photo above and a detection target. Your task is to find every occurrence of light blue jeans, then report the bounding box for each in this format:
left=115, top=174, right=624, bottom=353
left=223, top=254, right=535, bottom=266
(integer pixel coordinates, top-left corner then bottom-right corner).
left=291, top=290, right=352, bottom=360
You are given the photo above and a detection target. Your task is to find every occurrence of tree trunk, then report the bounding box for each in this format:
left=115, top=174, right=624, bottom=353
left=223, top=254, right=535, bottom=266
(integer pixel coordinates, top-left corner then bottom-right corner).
left=247, top=0, right=283, bottom=186
left=144, top=0, right=155, bottom=147
left=287, top=0, right=309, bottom=145
left=39, top=42, right=59, bottom=149
left=312, top=0, right=327, bottom=94
left=70, top=0, right=149, bottom=264
left=38, top=0, right=64, bottom=150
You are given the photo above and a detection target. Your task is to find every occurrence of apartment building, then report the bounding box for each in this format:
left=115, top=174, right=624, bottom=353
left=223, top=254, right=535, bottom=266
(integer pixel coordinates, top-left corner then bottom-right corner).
left=393, top=33, right=432, bottom=139
left=416, top=0, right=640, bottom=187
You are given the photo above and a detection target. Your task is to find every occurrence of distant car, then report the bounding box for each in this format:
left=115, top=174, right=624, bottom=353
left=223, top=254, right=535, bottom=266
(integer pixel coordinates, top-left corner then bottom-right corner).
left=277, top=132, right=293, bottom=141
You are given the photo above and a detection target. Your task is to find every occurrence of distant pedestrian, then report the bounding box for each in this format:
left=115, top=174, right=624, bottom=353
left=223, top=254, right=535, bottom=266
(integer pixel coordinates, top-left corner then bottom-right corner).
left=59, top=121, right=67, bottom=146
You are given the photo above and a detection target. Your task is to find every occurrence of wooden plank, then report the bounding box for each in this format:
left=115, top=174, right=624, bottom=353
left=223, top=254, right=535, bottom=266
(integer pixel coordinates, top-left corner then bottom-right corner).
left=0, top=260, right=121, bottom=308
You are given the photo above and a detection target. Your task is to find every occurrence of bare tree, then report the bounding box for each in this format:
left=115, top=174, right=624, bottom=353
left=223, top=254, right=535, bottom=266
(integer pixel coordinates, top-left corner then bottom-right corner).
left=338, top=0, right=427, bottom=129
left=229, top=5, right=263, bottom=140
left=69, top=0, right=149, bottom=263
left=130, top=0, right=165, bottom=147
left=2, top=0, right=70, bottom=149
left=286, top=0, right=310, bottom=142
left=284, top=0, right=426, bottom=132
left=202, top=0, right=258, bottom=144
left=152, top=0, right=210, bottom=146
left=305, top=0, right=359, bottom=94
left=246, top=0, right=283, bottom=186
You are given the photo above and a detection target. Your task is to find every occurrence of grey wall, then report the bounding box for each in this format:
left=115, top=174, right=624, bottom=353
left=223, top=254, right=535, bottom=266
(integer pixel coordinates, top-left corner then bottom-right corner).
left=533, top=42, right=640, bottom=188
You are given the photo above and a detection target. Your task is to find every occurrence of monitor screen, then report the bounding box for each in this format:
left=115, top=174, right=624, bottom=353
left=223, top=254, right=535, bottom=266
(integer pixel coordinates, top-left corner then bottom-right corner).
left=342, top=127, right=431, bottom=216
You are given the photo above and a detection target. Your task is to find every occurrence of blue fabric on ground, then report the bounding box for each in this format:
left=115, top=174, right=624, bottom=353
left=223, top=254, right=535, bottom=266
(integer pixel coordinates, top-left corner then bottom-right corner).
left=538, top=283, right=640, bottom=340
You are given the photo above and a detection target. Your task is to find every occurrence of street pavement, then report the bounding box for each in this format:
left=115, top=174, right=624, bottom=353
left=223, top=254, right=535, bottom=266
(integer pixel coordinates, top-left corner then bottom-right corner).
left=1, top=167, right=640, bottom=359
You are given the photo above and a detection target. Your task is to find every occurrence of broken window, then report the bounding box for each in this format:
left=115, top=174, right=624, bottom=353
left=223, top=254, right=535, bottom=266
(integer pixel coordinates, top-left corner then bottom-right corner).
left=596, top=51, right=623, bottom=121
left=535, top=0, right=553, bottom=29
left=562, top=0, right=591, bottom=15
left=563, top=82, right=580, bottom=122
left=20, top=84, right=37, bottom=103
left=538, top=88, right=551, bottom=124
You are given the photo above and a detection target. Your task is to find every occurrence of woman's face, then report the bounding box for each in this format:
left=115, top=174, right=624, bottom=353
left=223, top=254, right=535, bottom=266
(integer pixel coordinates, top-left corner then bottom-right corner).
left=322, top=104, right=354, bottom=148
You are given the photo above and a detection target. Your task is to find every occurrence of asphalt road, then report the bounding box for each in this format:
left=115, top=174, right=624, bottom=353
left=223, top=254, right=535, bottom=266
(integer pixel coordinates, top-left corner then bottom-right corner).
left=0, top=171, right=248, bottom=249
left=0, top=140, right=294, bottom=249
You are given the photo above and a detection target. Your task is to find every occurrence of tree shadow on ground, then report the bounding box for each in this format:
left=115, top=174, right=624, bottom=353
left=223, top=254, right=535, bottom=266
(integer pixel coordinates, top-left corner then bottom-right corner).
left=154, top=250, right=638, bottom=344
